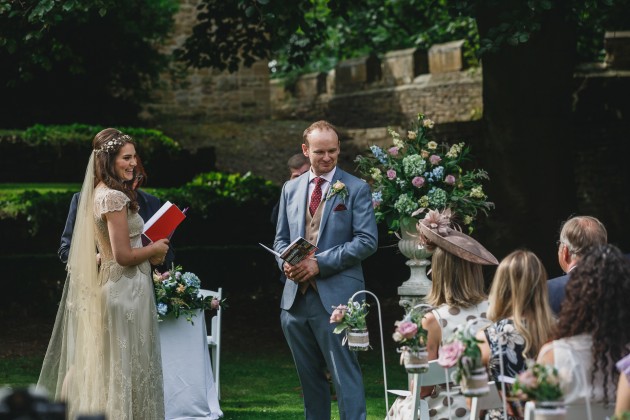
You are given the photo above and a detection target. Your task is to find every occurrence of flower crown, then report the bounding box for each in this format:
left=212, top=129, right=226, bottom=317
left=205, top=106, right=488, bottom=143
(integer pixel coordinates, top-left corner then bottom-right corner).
left=94, top=134, right=132, bottom=155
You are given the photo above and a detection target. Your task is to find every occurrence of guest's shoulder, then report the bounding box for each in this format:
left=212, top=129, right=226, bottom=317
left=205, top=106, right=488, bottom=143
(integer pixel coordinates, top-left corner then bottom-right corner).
left=548, top=274, right=569, bottom=288
left=137, top=189, right=159, bottom=204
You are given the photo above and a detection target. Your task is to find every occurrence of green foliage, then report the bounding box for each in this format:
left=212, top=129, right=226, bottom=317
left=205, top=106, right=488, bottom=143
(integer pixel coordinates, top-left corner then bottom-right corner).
left=187, top=172, right=277, bottom=203
left=181, top=0, right=630, bottom=78
left=331, top=299, right=370, bottom=334
left=0, top=0, right=179, bottom=126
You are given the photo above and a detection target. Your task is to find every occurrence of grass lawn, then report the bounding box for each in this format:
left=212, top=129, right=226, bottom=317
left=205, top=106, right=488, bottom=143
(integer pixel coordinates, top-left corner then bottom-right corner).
left=1, top=342, right=408, bottom=419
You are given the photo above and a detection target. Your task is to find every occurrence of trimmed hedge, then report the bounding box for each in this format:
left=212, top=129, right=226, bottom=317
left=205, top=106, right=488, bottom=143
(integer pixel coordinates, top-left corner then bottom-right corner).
left=0, top=124, right=215, bottom=186
left=0, top=172, right=280, bottom=255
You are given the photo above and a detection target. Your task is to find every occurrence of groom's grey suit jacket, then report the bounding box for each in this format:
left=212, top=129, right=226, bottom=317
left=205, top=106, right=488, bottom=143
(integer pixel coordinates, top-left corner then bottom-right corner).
left=274, top=167, right=378, bottom=313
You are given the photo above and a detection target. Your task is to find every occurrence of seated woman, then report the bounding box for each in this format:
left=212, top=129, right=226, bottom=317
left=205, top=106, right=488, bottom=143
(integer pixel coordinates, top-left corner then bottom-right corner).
left=477, top=250, right=555, bottom=420
left=418, top=210, right=499, bottom=418
left=616, top=354, right=630, bottom=417
left=537, top=244, right=630, bottom=407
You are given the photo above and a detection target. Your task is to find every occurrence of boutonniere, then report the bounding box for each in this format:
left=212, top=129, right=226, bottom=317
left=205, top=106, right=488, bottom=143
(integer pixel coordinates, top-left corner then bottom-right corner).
left=326, top=180, right=348, bottom=202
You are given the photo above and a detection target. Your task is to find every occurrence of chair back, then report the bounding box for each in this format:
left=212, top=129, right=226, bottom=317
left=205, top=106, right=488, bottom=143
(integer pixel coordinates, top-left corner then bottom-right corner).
left=199, top=287, right=222, bottom=400
left=524, top=400, right=614, bottom=420
left=470, top=382, right=503, bottom=420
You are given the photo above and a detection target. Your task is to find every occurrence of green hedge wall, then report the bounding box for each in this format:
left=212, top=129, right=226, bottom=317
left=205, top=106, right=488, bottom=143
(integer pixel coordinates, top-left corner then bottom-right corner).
left=0, top=124, right=215, bottom=186
left=0, top=172, right=280, bottom=255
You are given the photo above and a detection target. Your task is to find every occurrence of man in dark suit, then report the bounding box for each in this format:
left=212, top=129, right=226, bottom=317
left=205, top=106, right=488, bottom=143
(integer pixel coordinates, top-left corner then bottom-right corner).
left=274, top=120, right=378, bottom=420
left=59, top=177, right=175, bottom=269
left=548, top=215, right=607, bottom=314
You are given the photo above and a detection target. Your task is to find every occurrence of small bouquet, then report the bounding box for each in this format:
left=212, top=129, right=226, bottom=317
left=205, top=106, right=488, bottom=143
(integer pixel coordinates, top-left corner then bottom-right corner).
left=330, top=299, right=369, bottom=333
left=330, top=299, right=370, bottom=351
left=393, top=306, right=430, bottom=373
left=438, top=325, right=489, bottom=396
left=153, top=264, right=225, bottom=324
left=392, top=307, right=429, bottom=350
left=512, top=360, right=563, bottom=402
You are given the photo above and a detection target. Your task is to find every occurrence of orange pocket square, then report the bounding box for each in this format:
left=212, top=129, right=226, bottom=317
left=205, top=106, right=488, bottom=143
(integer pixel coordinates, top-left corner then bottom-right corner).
left=334, top=203, right=347, bottom=211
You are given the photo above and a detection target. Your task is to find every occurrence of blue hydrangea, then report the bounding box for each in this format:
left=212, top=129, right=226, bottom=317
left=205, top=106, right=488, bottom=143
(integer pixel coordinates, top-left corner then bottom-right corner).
left=370, top=145, right=388, bottom=164
left=182, top=272, right=201, bottom=288
left=402, top=155, right=426, bottom=176
left=157, top=303, right=168, bottom=316
left=430, top=166, right=444, bottom=181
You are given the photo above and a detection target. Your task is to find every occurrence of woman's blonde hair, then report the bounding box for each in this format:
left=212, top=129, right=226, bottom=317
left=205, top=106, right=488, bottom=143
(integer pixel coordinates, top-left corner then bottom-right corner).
left=426, top=247, right=487, bottom=308
left=487, top=249, right=554, bottom=357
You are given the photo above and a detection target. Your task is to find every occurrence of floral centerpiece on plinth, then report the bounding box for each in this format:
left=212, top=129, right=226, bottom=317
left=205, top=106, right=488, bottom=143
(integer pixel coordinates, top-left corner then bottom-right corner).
left=438, top=324, right=489, bottom=396
left=330, top=299, right=370, bottom=351
left=392, top=305, right=431, bottom=373
left=512, top=360, right=565, bottom=418
left=355, top=113, right=493, bottom=233
left=153, top=264, right=225, bottom=324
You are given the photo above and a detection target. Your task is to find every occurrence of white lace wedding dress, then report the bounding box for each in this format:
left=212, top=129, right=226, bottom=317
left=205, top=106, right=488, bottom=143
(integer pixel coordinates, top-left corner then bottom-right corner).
left=94, top=186, right=164, bottom=419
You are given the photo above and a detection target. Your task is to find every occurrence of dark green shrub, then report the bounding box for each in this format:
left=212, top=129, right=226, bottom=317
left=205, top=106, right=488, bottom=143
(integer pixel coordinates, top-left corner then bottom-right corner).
left=0, top=124, right=215, bottom=186
left=0, top=171, right=280, bottom=255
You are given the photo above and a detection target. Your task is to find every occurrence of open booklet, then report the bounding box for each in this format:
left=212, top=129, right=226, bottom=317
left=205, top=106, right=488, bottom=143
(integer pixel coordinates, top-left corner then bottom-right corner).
left=142, top=201, right=187, bottom=243
left=259, top=237, right=318, bottom=266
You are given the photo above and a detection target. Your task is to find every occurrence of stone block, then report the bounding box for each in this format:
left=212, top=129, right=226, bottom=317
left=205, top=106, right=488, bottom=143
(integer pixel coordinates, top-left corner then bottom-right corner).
left=382, top=47, right=428, bottom=86
left=605, top=31, right=630, bottom=70
left=335, top=54, right=382, bottom=93
left=428, top=40, right=466, bottom=74
left=294, top=72, right=327, bottom=99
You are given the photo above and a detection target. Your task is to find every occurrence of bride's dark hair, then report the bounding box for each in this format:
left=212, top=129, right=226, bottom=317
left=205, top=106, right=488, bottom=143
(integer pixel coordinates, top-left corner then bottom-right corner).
left=555, top=244, right=630, bottom=405
left=93, top=128, right=139, bottom=211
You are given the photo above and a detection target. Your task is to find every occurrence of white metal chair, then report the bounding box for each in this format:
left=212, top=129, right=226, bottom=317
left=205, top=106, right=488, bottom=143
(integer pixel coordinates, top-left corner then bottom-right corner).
left=469, top=381, right=505, bottom=420
left=387, top=360, right=456, bottom=419
left=199, top=288, right=222, bottom=400
left=524, top=400, right=614, bottom=420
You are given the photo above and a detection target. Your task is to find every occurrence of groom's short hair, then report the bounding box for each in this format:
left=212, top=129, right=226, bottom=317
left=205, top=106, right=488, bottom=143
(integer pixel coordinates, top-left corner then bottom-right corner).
left=303, top=120, right=339, bottom=145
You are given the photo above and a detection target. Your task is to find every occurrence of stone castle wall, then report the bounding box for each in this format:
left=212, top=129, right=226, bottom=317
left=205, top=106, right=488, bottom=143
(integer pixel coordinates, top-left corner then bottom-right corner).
left=142, top=0, right=271, bottom=122
left=270, top=40, right=482, bottom=129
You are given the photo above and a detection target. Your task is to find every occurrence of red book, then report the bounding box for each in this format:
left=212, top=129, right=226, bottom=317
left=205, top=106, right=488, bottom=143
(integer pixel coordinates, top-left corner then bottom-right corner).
left=143, top=201, right=187, bottom=243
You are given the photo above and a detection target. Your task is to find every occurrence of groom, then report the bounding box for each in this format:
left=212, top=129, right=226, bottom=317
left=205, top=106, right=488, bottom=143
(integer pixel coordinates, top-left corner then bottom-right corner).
left=274, top=120, right=378, bottom=419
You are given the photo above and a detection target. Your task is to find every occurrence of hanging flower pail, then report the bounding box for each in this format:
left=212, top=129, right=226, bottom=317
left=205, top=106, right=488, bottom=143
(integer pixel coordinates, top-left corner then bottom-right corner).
left=460, top=367, right=489, bottom=397
left=346, top=328, right=369, bottom=351
left=404, top=348, right=429, bottom=373
left=534, top=401, right=566, bottom=420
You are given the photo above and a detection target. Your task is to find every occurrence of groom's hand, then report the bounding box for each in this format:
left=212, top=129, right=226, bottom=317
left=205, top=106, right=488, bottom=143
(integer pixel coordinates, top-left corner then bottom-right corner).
left=284, top=258, right=319, bottom=283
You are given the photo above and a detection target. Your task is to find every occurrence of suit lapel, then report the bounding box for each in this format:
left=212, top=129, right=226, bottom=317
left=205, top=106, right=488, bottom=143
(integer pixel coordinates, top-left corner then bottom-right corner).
left=295, top=174, right=310, bottom=236
left=319, top=168, right=343, bottom=236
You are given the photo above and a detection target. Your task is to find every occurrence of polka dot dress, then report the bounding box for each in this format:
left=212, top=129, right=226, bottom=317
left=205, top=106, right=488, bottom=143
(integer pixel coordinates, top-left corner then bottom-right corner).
left=426, top=301, right=489, bottom=419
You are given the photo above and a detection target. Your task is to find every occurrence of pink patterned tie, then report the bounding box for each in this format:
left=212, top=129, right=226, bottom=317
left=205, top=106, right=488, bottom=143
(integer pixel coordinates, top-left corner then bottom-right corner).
left=309, top=177, right=326, bottom=216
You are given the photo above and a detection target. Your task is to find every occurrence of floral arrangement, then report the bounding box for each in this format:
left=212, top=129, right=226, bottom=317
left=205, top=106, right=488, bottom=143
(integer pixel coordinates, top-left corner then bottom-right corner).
left=438, top=324, right=485, bottom=383
left=355, top=113, right=493, bottom=233
left=392, top=306, right=430, bottom=351
left=511, top=360, right=563, bottom=402
left=329, top=299, right=370, bottom=334
left=153, top=264, right=225, bottom=324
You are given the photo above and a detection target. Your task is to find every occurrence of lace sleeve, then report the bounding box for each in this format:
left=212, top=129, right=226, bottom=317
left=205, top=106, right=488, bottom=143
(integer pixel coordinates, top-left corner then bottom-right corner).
left=94, top=188, right=130, bottom=216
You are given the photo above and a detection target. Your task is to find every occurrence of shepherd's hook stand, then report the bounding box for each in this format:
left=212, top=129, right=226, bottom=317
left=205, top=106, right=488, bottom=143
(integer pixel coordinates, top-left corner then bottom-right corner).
left=349, top=290, right=390, bottom=420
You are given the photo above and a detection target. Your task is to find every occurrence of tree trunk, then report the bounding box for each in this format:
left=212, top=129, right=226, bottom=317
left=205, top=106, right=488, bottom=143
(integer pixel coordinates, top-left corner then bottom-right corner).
left=474, top=2, right=578, bottom=272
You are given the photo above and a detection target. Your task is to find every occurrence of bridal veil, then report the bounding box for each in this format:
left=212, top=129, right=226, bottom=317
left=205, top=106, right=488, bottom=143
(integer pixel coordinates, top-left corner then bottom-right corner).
left=38, top=152, right=107, bottom=417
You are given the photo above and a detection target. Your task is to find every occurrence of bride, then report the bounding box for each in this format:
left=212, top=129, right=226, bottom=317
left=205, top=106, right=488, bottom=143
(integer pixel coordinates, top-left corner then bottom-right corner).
left=38, top=128, right=170, bottom=419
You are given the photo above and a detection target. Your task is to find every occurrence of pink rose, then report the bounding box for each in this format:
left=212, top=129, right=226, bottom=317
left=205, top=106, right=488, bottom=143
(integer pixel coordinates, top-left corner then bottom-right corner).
left=388, top=147, right=399, bottom=156
left=211, top=298, right=220, bottom=310
left=437, top=340, right=465, bottom=368
left=444, top=174, right=456, bottom=185
left=412, top=176, right=425, bottom=187
left=517, top=369, right=538, bottom=389
left=396, top=321, right=418, bottom=339
left=429, top=155, right=442, bottom=165
left=330, top=305, right=348, bottom=323
left=161, top=271, right=170, bottom=280
left=386, top=169, right=397, bottom=180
